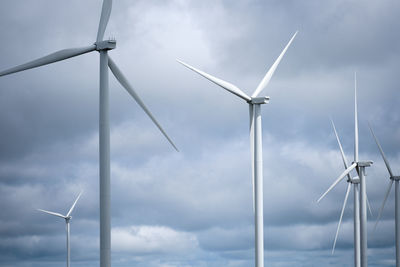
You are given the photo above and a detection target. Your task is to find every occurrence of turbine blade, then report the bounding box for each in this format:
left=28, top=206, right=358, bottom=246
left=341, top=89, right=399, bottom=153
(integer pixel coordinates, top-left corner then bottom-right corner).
left=317, top=163, right=357, bottom=203
left=96, top=0, right=112, bottom=42
left=249, top=105, right=255, bottom=213
left=374, top=179, right=394, bottom=231
left=354, top=72, right=358, bottom=162
left=176, top=59, right=251, bottom=102
left=366, top=193, right=373, bottom=217
left=0, top=45, right=96, bottom=78
left=66, top=191, right=83, bottom=217
left=251, top=31, right=298, bottom=98
left=37, top=209, right=66, bottom=219
left=331, top=118, right=352, bottom=181
left=332, top=182, right=351, bottom=254
left=108, top=57, right=178, bottom=151
left=368, top=122, right=394, bottom=177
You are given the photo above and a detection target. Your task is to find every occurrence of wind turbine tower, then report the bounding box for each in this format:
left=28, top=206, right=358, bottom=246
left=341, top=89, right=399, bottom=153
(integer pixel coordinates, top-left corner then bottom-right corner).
left=0, top=1, right=177, bottom=266
left=38, top=191, right=83, bottom=267
left=318, top=119, right=362, bottom=266
left=178, top=31, right=297, bottom=267
left=318, top=73, right=372, bottom=267
left=370, top=123, right=400, bottom=267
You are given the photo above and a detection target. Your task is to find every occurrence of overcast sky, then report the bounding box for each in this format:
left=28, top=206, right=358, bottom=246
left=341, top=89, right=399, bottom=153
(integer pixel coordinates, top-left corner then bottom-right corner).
left=0, top=0, right=400, bottom=266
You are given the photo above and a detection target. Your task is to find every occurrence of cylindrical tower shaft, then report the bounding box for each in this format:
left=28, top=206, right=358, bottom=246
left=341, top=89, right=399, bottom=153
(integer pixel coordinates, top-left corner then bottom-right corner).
left=359, top=167, right=368, bottom=267
left=99, top=50, right=111, bottom=267
left=253, top=104, right=264, bottom=267
left=66, top=221, right=70, bottom=267
left=396, top=180, right=400, bottom=267
left=354, top=183, right=361, bottom=267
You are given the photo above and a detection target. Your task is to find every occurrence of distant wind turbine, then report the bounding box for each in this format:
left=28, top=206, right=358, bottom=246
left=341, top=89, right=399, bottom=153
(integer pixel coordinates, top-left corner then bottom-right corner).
left=321, top=119, right=373, bottom=266
left=0, top=1, right=177, bottom=266
left=369, top=123, right=400, bottom=267
left=317, top=73, right=372, bottom=267
left=327, top=119, right=361, bottom=264
left=178, top=31, right=297, bottom=267
left=38, top=191, right=83, bottom=267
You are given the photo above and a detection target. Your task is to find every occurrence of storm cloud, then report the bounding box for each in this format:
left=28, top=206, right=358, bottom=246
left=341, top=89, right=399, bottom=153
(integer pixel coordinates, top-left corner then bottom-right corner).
left=0, top=0, right=399, bottom=266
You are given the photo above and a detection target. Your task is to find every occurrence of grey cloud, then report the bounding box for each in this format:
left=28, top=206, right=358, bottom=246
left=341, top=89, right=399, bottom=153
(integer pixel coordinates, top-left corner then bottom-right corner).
left=1, top=0, right=400, bottom=266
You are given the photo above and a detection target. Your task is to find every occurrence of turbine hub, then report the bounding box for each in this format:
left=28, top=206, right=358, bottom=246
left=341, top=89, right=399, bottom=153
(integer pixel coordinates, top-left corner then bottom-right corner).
left=95, top=40, right=116, bottom=51
left=249, top=96, right=269, bottom=105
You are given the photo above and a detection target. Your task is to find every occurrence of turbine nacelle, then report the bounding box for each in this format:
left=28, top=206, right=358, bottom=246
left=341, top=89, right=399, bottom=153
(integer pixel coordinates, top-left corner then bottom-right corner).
left=95, top=39, right=117, bottom=51
left=248, top=96, right=270, bottom=105
left=352, top=161, right=373, bottom=168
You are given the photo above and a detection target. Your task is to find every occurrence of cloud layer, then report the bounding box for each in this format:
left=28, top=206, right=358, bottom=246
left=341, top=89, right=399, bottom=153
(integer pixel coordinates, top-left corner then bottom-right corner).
left=0, top=0, right=399, bottom=266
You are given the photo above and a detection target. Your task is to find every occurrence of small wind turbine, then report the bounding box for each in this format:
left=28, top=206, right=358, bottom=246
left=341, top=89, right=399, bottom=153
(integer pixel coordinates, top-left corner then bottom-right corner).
left=323, top=119, right=373, bottom=266
left=369, top=123, right=400, bottom=266
left=38, top=191, right=83, bottom=267
left=325, top=119, right=361, bottom=265
left=317, top=73, right=372, bottom=267
left=0, top=1, right=177, bottom=266
left=177, top=31, right=297, bottom=267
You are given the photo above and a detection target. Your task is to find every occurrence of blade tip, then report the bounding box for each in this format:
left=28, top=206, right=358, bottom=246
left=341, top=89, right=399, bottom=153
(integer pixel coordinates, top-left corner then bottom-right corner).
left=173, top=144, right=179, bottom=152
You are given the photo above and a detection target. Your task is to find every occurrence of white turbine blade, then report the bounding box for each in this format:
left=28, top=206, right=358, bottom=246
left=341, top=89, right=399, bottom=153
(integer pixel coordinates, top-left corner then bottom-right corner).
left=331, top=118, right=352, bottom=181
left=317, top=163, right=357, bottom=203
left=332, top=182, right=351, bottom=254
left=0, top=45, right=96, bottom=77
left=108, top=57, right=178, bottom=151
left=251, top=31, right=298, bottom=98
left=354, top=72, right=358, bottom=162
left=368, top=122, right=394, bottom=177
left=66, top=191, right=83, bottom=217
left=96, top=0, right=112, bottom=42
left=176, top=59, right=251, bottom=102
left=37, top=209, right=66, bottom=219
left=366, top=193, right=373, bottom=217
left=374, top=179, right=394, bottom=231
left=249, top=105, right=255, bottom=213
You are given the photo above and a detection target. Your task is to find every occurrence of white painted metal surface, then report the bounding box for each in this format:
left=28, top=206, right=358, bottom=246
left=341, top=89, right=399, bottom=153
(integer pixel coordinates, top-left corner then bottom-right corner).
left=99, top=50, right=111, bottom=267
left=253, top=104, right=264, bottom=267
left=396, top=181, right=400, bottom=267
left=359, top=166, right=368, bottom=267
left=354, top=184, right=361, bottom=267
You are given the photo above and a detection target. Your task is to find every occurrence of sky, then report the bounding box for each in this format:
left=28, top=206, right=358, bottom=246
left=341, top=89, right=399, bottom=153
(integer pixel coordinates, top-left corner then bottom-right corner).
left=0, top=0, right=400, bottom=266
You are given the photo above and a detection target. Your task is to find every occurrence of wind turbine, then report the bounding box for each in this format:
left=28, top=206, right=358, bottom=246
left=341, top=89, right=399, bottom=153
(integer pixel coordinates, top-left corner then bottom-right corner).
left=177, top=31, right=297, bottom=267
left=317, top=73, right=372, bottom=267
left=322, top=118, right=362, bottom=266
left=0, top=1, right=177, bottom=267
left=369, top=123, right=400, bottom=266
left=321, top=118, right=373, bottom=265
left=38, top=191, right=83, bottom=267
